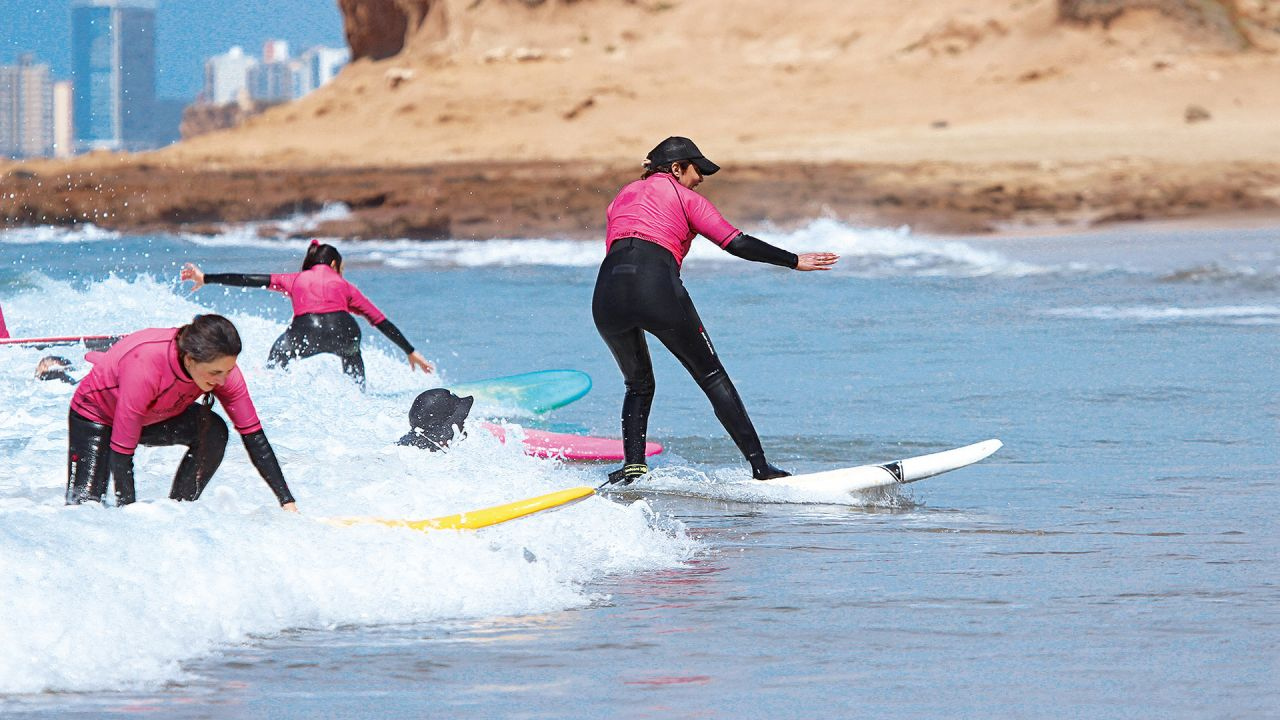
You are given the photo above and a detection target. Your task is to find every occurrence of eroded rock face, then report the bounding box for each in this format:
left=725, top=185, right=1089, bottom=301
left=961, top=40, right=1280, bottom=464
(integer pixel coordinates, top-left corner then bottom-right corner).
left=1058, top=0, right=1280, bottom=50
left=338, top=0, right=438, bottom=61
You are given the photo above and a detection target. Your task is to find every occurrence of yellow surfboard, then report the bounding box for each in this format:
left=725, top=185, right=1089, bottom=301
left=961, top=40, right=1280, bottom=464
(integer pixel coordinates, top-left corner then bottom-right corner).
left=325, top=485, right=596, bottom=532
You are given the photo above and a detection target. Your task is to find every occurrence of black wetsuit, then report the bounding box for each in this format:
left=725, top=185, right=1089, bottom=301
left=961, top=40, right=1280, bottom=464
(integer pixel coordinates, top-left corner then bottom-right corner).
left=269, top=311, right=366, bottom=381
left=592, top=236, right=797, bottom=480
left=65, top=398, right=294, bottom=507
left=203, top=273, right=415, bottom=387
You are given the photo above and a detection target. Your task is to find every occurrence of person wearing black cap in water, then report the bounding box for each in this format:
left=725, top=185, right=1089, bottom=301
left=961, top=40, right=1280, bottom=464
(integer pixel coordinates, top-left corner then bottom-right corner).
left=593, top=137, right=840, bottom=485
left=397, top=388, right=475, bottom=450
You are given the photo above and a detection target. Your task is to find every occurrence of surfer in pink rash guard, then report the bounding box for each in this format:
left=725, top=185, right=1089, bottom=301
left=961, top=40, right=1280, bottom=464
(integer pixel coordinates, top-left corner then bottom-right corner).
left=66, top=314, right=298, bottom=511
left=181, top=240, right=433, bottom=388
left=593, top=137, right=840, bottom=485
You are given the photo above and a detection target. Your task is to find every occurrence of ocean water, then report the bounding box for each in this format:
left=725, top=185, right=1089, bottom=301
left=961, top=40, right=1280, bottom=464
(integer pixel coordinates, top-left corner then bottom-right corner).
left=0, top=215, right=1276, bottom=718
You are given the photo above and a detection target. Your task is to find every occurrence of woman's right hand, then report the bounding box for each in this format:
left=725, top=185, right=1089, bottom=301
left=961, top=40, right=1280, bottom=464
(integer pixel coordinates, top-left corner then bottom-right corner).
left=795, top=252, right=840, bottom=272
left=407, top=351, right=435, bottom=375
left=180, top=263, right=206, bottom=290
left=281, top=502, right=299, bottom=513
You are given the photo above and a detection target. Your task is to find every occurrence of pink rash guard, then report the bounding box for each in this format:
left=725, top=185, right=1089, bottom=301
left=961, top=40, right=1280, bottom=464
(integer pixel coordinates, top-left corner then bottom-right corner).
left=70, top=328, right=263, bottom=455
left=605, top=173, right=740, bottom=265
left=267, top=264, right=387, bottom=324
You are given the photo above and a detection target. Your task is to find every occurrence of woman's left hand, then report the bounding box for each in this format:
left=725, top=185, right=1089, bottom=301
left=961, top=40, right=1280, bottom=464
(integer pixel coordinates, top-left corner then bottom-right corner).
left=408, top=351, right=435, bottom=374
left=795, top=252, right=840, bottom=272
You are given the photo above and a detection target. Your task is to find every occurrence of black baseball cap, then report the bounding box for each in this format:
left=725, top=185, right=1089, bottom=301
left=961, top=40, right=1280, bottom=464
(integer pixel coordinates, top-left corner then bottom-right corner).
left=645, top=136, right=721, bottom=175
left=397, top=388, right=475, bottom=451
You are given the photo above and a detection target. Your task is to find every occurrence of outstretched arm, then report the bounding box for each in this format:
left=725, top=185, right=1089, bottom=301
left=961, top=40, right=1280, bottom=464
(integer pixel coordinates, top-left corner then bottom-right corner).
left=181, top=263, right=272, bottom=291
left=723, top=233, right=799, bottom=269
left=722, top=233, right=840, bottom=271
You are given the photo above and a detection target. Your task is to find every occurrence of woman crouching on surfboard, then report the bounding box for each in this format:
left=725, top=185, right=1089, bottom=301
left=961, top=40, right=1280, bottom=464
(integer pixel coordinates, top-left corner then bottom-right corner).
left=66, top=314, right=298, bottom=511
left=593, top=137, right=839, bottom=485
left=181, top=240, right=433, bottom=388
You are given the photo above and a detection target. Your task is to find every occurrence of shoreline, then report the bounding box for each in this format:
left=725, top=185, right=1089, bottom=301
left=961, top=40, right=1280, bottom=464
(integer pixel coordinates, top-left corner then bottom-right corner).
left=3, top=157, right=1280, bottom=241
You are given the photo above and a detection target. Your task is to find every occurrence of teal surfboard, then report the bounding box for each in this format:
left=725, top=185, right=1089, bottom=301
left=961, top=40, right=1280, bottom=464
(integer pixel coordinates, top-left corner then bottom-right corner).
left=450, top=370, right=591, bottom=415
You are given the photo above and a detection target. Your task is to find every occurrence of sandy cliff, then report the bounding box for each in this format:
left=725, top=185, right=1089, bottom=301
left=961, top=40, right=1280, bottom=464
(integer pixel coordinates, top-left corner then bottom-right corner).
left=164, top=0, right=1280, bottom=167
left=4, top=0, right=1279, bottom=237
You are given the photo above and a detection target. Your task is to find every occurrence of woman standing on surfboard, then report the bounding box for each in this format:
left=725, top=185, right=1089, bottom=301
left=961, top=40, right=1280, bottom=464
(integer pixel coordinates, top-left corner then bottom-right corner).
left=593, top=137, right=839, bottom=485
left=181, top=240, right=433, bottom=387
left=66, top=314, right=298, bottom=511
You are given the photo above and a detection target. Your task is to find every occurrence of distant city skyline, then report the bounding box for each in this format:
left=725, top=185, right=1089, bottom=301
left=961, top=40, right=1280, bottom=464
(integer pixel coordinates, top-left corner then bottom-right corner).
left=206, top=41, right=349, bottom=105
left=0, top=0, right=345, bottom=99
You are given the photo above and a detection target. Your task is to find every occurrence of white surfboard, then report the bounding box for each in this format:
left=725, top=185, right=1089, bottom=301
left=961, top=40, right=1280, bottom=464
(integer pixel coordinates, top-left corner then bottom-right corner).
left=763, top=439, right=1003, bottom=494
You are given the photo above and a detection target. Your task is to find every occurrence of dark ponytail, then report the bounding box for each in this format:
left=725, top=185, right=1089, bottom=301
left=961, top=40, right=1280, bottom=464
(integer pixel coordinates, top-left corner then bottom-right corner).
left=302, top=239, right=342, bottom=271
left=177, top=314, right=242, bottom=363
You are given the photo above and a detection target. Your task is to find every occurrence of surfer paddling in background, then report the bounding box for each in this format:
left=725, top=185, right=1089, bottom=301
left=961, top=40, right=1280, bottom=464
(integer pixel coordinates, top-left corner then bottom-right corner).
left=66, top=314, right=298, bottom=511
left=594, top=137, right=839, bottom=485
left=181, top=240, right=433, bottom=388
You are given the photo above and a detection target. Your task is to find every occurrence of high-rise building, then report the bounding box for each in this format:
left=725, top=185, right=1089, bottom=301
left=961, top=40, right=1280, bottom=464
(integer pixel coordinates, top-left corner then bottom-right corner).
left=247, top=61, right=295, bottom=103
left=262, top=40, right=290, bottom=64
left=245, top=39, right=292, bottom=103
left=53, top=81, right=74, bottom=158
left=71, top=0, right=157, bottom=152
left=301, top=46, right=350, bottom=92
left=0, top=55, right=54, bottom=159
left=203, top=46, right=257, bottom=105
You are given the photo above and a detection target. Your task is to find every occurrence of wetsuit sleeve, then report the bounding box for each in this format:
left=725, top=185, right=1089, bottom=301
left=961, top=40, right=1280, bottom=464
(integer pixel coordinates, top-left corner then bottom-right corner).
left=110, top=450, right=136, bottom=506
left=723, top=233, right=799, bottom=269
left=240, top=430, right=295, bottom=506
left=344, top=283, right=388, bottom=325
left=212, top=367, right=264, bottom=436
left=203, top=274, right=271, bottom=288
left=374, top=319, right=415, bottom=355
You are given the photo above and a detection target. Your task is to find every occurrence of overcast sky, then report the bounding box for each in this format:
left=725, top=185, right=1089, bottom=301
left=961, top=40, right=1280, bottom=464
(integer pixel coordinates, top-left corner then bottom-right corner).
left=0, top=0, right=346, bottom=99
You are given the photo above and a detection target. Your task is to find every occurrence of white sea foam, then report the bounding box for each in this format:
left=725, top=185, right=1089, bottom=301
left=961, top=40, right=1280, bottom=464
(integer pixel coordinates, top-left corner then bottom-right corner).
left=0, top=223, right=121, bottom=245
left=0, top=275, right=698, bottom=694
left=1044, top=304, right=1280, bottom=324
left=181, top=203, right=355, bottom=247
left=755, top=219, right=1058, bottom=278
left=173, top=218, right=1061, bottom=278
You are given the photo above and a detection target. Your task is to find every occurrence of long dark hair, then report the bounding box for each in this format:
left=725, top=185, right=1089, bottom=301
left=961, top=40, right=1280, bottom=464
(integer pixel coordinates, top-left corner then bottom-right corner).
left=641, top=159, right=692, bottom=180
left=302, top=239, right=342, bottom=271
left=177, top=314, right=241, bottom=363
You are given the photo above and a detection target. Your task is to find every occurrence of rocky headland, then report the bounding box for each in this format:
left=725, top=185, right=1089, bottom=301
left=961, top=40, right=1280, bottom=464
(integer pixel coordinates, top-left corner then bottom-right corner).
left=3, top=0, right=1279, bottom=239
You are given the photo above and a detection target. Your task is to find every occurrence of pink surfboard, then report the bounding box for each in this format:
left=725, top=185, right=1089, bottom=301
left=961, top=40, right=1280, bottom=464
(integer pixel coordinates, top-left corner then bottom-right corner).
left=480, top=422, right=663, bottom=461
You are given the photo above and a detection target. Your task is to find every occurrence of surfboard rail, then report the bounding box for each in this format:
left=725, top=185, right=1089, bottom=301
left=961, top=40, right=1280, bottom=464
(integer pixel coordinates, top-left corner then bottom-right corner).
left=324, top=485, right=596, bottom=533
left=451, top=369, right=592, bottom=415
left=763, top=439, right=1003, bottom=494
left=479, top=422, right=662, bottom=461
left=0, top=334, right=121, bottom=349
